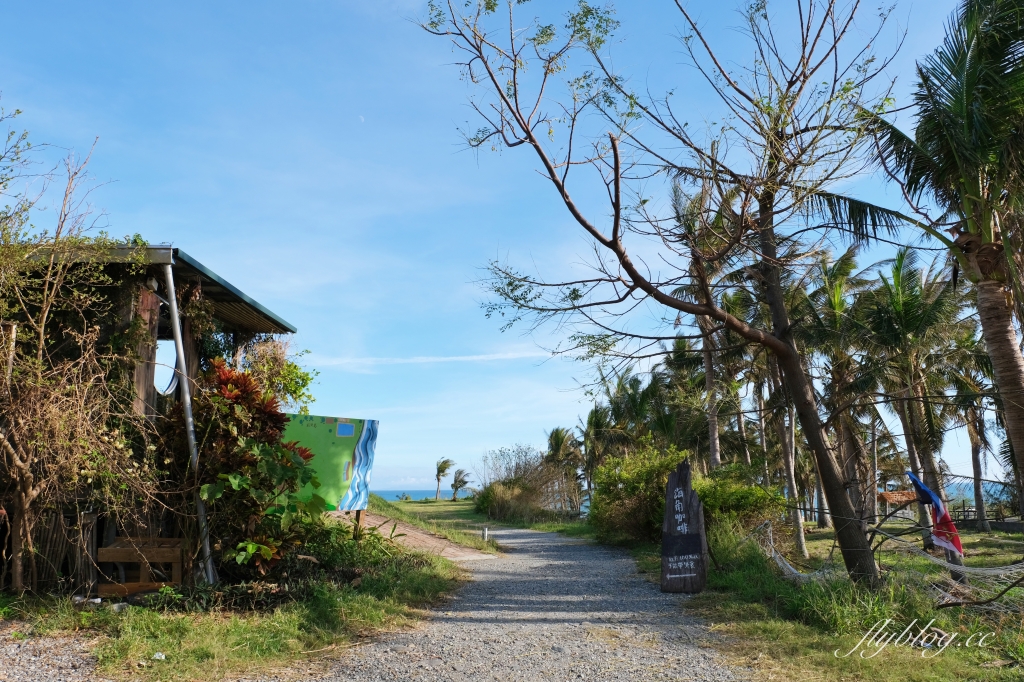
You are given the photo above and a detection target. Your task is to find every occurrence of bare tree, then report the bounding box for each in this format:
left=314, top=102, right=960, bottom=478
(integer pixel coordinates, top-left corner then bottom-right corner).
left=424, top=0, right=914, bottom=582
left=0, top=151, right=157, bottom=592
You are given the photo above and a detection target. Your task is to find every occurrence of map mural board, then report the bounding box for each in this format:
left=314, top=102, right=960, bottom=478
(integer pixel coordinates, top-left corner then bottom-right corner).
left=283, top=414, right=378, bottom=511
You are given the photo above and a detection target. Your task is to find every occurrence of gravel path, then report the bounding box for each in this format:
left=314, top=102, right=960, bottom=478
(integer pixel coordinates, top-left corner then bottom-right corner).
left=0, top=528, right=747, bottom=681
left=314, top=527, right=748, bottom=682
left=0, top=623, right=105, bottom=682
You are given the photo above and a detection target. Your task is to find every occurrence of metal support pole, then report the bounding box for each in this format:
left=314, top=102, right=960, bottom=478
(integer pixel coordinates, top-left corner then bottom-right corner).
left=163, top=265, right=217, bottom=585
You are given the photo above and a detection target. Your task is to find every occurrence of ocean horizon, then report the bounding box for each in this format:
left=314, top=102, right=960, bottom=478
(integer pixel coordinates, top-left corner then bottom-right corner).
left=373, top=489, right=473, bottom=501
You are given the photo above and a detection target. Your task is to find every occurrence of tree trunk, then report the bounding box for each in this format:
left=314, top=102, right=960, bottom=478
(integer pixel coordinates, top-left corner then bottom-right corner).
left=976, top=280, right=1024, bottom=503
left=786, top=403, right=808, bottom=558
left=769, top=358, right=809, bottom=558
left=969, top=420, right=991, bottom=533
left=895, top=397, right=933, bottom=547
left=756, top=384, right=769, bottom=482
left=840, top=420, right=867, bottom=535
left=435, top=479, right=441, bottom=501
left=702, top=324, right=721, bottom=469
left=869, top=420, right=878, bottom=526
left=9, top=503, right=24, bottom=593
left=816, top=472, right=831, bottom=528
left=758, top=212, right=877, bottom=582
left=737, top=408, right=751, bottom=466
left=756, top=383, right=767, bottom=453
left=909, top=383, right=946, bottom=501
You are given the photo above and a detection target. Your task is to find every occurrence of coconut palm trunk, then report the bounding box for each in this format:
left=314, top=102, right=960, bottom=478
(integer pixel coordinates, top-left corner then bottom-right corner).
left=895, top=396, right=934, bottom=547
left=786, top=403, right=808, bottom=558
left=816, top=473, right=831, bottom=528
left=869, top=420, right=879, bottom=526
left=769, top=358, right=808, bottom=558
left=737, top=409, right=751, bottom=466
left=700, top=319, right=721, bottom=469
left=968, top=419, right=991, bottom=532
left=976, top=282, right=1024, bottom=498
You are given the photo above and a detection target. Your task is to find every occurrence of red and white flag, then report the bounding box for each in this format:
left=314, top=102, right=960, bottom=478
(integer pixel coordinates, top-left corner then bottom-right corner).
left=907, top=471, right=963, bottom=556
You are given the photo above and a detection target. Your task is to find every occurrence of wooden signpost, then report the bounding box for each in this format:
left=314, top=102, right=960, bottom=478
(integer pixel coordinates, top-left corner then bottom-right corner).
left=661, top=459, right=708, bottom=593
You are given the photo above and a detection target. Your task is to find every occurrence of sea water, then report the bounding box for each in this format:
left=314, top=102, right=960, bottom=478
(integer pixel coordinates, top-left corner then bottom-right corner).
left=373, top=489, right=474, bottom=501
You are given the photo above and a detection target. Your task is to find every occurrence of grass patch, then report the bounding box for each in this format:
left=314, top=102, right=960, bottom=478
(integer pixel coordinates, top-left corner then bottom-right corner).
left=369, top=494, right=499, bottom=552
left=685, top=522, right=1024, bottom=681
left=0, top=521, right=461, bottom=681
left=527, top=519, right=597, bottom=538
left=392, top=495, right=593, bottom=538
left=509, top=509, right=1024, bottom=680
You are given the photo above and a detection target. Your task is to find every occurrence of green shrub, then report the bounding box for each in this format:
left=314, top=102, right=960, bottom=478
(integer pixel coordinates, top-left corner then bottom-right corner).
left=588, top=437, right=687, bottom=542
left=694, top=464, right=785, bottom=526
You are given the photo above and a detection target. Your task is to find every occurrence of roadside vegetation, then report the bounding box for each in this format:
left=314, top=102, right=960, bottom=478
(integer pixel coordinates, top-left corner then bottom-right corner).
left=419, top=0, right=1024, bottom=678
left=0, top=518, right=459, bottom=681
left=367, top=494, right=499, bottom=552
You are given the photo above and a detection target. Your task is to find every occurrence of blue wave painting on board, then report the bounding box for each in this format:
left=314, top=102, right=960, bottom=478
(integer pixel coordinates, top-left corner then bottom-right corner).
left=338, top=419, right=378, bottom=511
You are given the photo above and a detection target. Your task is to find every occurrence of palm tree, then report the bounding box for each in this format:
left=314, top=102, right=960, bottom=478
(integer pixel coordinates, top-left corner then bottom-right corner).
left=450, top=469, right=471, bottom=501
left=861, top=250, right=971, bottom=558
left=862, top=250, right=965, bottom=498
left=435, top=458, right=455, bottom=501
left=948, top=330, right=995, bottom=531
left=796, top=248, right=875, bottom=537
left=578, top=404, right=612, bottom=497
left=871, top=0, right=1024, bottom=487
left=545, top=427, right=583, bottom=512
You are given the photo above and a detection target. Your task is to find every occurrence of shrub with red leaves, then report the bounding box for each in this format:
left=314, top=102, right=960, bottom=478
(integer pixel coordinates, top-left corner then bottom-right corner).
left=167, top=359, right=324, bottom=580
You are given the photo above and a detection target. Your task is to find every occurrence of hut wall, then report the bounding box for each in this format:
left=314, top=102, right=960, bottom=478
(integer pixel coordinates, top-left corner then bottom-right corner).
left=132, top=287, right=161, bottom=418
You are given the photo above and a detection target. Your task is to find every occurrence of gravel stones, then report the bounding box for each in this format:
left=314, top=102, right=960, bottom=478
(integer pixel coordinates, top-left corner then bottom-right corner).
left=0, top=623, right=106, bottom=682
left=307, top=528, right=748, bottom=682
left=0, top=528, right=749, bottom=681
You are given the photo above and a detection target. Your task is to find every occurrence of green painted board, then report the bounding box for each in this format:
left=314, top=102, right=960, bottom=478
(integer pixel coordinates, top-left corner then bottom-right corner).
left=283, top=414, right=378, bottom=511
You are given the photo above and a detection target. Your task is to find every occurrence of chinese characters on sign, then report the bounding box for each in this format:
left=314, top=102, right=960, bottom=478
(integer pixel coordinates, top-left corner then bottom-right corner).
left=661, top=459, right=708, bottom=593
left=673, top=489, right=689, bottom=534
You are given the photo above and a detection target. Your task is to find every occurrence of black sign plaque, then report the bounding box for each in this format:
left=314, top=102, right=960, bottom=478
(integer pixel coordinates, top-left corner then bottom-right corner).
left=661, top=459, right=708, bottom=593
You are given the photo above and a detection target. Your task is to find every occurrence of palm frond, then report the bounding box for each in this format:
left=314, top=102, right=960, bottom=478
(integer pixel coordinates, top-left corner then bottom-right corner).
left=802, top=190, right=918, bottom=242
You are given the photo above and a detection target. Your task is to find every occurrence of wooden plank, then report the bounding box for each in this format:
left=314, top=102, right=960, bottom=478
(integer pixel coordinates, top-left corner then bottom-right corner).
left=660, top=459, right=708, bottom=593
left=97, top=582, right=173, bottom=597
left=108, top=538, right=183, bottom=548
left=96, top=547, right=182, bottom=563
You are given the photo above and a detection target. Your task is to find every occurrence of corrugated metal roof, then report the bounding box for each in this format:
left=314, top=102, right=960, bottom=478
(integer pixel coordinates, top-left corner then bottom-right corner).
left=168, top=248, right=297, bottom=334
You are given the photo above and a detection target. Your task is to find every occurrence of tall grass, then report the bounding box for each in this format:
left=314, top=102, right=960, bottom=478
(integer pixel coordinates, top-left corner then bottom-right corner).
left=0, top=519, right=460, bottom=681
left=695, top=520, right=1024, bottom=676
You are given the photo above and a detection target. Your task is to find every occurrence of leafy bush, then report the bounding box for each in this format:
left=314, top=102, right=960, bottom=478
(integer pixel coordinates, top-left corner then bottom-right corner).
left=166, top=360, right=325, bottom=578
left=588, top=436, right=688, bottom=542
left=694, top=464, right=785, bottom=526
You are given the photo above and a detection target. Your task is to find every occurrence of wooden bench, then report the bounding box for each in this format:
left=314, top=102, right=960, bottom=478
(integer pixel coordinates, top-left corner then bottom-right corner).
left=96, top=537, right=183, bottom=597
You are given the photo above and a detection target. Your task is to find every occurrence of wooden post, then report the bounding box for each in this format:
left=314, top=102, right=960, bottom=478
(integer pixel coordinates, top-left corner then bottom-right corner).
left=661, top=460, right=708, bottom=593
left=354, top=509, right=363, bottom=541
left=132, top=288, right=161, bottom=418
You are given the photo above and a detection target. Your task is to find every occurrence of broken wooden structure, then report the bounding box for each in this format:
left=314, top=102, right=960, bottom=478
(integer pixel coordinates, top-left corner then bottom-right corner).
left=2, top=246, right=296, bottom=596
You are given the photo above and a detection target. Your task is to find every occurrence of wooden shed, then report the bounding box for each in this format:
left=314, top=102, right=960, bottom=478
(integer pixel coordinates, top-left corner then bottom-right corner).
left=3, top=245, right=297, bottom=595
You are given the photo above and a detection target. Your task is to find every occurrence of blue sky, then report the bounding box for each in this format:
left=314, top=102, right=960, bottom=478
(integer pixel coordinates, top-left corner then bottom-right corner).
left=2, top=0, right=986, bottom=487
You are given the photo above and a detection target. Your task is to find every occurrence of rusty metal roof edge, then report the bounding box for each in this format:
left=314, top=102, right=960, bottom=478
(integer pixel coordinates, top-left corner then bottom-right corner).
left=171, top=248, right=298, bottom=334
